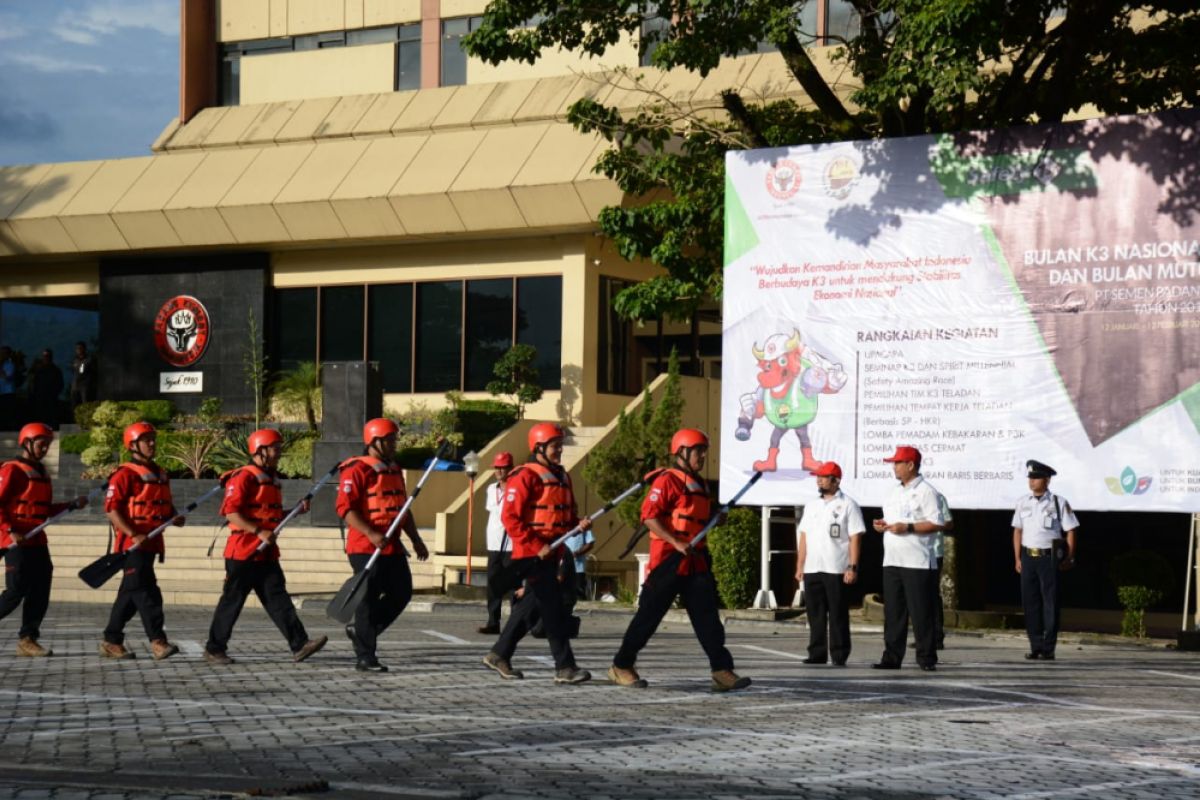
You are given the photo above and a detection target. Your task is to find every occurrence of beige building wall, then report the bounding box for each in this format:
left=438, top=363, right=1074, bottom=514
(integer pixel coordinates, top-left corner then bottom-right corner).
left=241, top=44, right=397, bottom=105
left=468, top=32, right=640, bottom=85
left=218, top=0, right=421, bottom=41
left=0, top=261, right=98, bottom=298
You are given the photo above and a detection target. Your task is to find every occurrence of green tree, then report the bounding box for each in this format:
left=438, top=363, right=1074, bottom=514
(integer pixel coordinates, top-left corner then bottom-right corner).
left=243, top=307, right=267, bottom=428
left=271, top=361, right=321, bottom=433
left=582, top=347, right=685, bottom=531
left=465, top=1, right=1199, bottom=320
left=486, top=343, right=544, bottom=420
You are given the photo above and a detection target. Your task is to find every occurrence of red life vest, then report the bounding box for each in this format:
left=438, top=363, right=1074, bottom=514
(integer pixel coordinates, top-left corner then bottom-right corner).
left=646, top=468, right=712, bottom=574
left=223, top=464, right=284, bottom=561
left=1, top=459, right=52, bottom=548
left=114, top=462, right=172, bottom=554
left=342, top=456, right=408, bottom=556
left=512, top=462, right=575, bottom=559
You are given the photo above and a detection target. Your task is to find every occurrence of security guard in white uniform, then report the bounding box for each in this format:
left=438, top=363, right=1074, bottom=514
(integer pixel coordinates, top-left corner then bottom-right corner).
left=1012, top=460, right=1079, bottom=661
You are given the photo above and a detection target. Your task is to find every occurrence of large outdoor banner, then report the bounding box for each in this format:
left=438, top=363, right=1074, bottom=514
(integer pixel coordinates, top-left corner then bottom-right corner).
left=720, top=110, right=1200, bottom=511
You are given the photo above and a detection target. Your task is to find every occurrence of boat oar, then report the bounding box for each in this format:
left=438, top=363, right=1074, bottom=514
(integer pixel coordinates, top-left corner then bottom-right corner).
left=252, top=460, right=345, bottom=553
left=78, top=482, right=224, bottom=589
left=656, top=470, right=764, bottom=574
left=326, top=442, right=449, bottom=623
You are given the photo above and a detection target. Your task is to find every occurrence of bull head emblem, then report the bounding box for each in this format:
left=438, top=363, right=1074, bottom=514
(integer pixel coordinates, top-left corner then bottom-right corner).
left=166, top=309, right=197, bottom=353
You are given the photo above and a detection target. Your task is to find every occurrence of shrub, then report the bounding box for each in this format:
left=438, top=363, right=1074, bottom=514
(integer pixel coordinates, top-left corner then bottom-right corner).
left=270, top=361, right=321, bottom=432
left=707, top=507, right=759, bottom=609
left=59, top=431, right=91, bottom=454
left=450, top=396, right=518, bottom=453
left=90, top=401, right=126, bottom=428
left=198, top=397, right=223, bottom=423
left=159, top=428, right=223, bottom=479
left=486, top=343, right=543, bottom=419
left=278, top=434, right=316, bottom=479
left=133, top=399, right=175, bottom=425
left=1117, top=586, right=1163, bottom=638
left=74, top=401, right=102, bottom=429
left=1109, top=549, right=1173, bottom=639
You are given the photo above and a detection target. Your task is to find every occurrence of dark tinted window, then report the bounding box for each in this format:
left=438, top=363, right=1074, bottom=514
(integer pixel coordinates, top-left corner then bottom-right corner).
left=464, top=279, right=514, bottom=391
left=597, top=277, right=635, bottom=394
left=415, top=281, right=463, bottom=391
left=271, top=288, right=317, bottom=373
left=516, top=276, right=561, bottom=389
left=441, top=16, right=482, bottom=86
left=319, top=285, right=364, bottom=362
left=368, top=283, right=413, bottom=393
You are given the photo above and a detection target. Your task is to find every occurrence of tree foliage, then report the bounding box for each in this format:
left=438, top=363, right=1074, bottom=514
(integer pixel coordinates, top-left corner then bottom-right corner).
left=465, top=1, right=1199, bottom=320
left=486, top=343, right=544, bottom=419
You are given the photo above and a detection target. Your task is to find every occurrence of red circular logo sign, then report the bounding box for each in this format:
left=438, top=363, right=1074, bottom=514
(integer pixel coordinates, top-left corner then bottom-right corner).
left=765, top=158, right=802, bottom=200
left=153, top=295, right=211, bottom=367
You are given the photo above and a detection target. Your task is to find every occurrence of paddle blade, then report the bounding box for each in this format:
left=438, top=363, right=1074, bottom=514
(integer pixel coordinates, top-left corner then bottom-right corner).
left=78, top=552, right=128, bottom=589
left=326, top=570, right=371, bottom=623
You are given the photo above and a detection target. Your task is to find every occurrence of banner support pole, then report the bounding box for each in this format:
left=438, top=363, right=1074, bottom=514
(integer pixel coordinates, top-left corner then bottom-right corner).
left=753, top=505, right=777, bottom=609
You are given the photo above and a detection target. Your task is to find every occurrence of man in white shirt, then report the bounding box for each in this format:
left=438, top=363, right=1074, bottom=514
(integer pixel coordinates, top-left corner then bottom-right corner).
left=794, top=461, right=864, bottom=666
left=478, top=452, right=514, bottom=635
left=872, top=446, right=943, bottom=671
left=1012, top=459, right=1079, bottom=661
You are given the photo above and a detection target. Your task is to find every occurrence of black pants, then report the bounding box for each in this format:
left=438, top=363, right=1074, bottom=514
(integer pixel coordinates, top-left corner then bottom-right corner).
left=934, top=556, right=945, bottom=647
left=881, top=566, right=938, bottom=667
left=347, top=552, right=412, bottom=659
left=485, top=550, right=512, bottom=628
left=493, top=557, right=576, bottom=670
left=803, top=572, right=850, bottom=664
left=104, top=550, right=166, bottom=645
left=613, top=558, right=734, bottom=672
left=206, top=559, right=309, bottom=655
left=1021, top=548, right=1061, bottom=655
left=0, top=545, right=53, bottom=639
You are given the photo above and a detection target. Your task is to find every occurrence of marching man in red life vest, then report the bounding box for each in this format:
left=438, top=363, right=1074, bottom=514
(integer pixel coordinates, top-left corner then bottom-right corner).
left=101, top=422, right=183, bottom=661
left=203, top=429, right=328, bottom=665
left=482, top=422, right=592, bottom=685
left=336, top=418, right=429, bottom=672
left=609, top=429, right=751, bottom=692
left=0, top=423, right=88, bottom=657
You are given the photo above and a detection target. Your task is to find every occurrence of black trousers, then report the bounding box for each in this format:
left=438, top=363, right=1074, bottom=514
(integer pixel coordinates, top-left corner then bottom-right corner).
left=206, top=559, right=309, bottom=654
left=485, top=550, right=512, bottom=628
left=613, top=558, right=735, bottom=672
left=803, top=572, right=851, bottom=664
left=881, top=566, right=938, bottom=667
left=493, top=557, right=576, bottom=670
left=0, top=545, right=53, bottom=639
left=347, top=552, right=412, bottom=659
left=1021, top=548, right=1062, bottom=655
left=103, top=550, right=166, bottom=645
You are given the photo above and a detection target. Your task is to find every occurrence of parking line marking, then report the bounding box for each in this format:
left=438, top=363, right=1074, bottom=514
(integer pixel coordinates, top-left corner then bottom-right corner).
left=421, top=630, right=471, bottom=645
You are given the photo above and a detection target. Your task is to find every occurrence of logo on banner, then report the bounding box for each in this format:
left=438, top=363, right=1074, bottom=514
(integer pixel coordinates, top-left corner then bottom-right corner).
left=153, top=295, right=211, bottom=367
left=823, top=156, right=861, bottom=200
left=765, top=159, right=802, bottom=200
left=1104, top=466, right=1153, bottom=496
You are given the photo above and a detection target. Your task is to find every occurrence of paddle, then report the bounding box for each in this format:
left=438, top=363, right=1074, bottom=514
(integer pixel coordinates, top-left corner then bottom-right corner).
left=77, top=482, right=224, bottom=589
left=6, top=483, right=108, bottom=551
left=326, top=442, right=449, bottom=623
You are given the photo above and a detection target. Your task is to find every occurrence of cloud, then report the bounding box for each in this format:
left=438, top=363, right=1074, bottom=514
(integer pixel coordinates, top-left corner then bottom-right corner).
left=2, top=53, right=109, bottom=74
left=0, top=108, right=59, bottom=142
left=0, top=16, right=28, bottom=40
left=56, top=0, right=177, bottom=45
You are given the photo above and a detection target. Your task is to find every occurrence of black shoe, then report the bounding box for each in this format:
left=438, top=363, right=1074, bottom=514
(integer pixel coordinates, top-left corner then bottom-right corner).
left=477, top=624, right=500, bottom=635
left=920, top=664, right=937, bottom=672
left=1024, top=651, right=1042, bottom=660
left=355, top=656, right=388, bottom=672
left=801, top=657, right=827, bottom=665
left=871, top=662, right=901, bottom=670
left=832, top=661, right=847, bottom=667
left=1041, top=652, right=1056, bottom=661
left=936, top=642, right=945, bottom=650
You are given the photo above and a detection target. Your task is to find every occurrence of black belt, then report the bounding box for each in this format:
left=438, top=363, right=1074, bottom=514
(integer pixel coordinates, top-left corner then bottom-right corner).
left=1022, top=545, right=1060, bottom=558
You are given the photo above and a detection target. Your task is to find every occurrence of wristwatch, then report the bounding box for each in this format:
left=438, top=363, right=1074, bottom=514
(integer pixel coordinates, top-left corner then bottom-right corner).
left=907, top=523, right=915, bottom=533
left=847, top=564, right=858, bottom=572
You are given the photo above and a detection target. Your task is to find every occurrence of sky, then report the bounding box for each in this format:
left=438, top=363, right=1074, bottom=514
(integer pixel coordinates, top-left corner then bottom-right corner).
left=0, top=0, right=178, bottom=167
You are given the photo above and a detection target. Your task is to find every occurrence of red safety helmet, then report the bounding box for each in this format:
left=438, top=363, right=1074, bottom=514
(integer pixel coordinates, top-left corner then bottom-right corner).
left=123, top=421, right=156, bottom=450
left=492, top=451, right=514, bottom=468
left=248, top=428, right=284, bottom=455
left=362, top=417, right=399, bottom=445
left=527, top=422, right=565, bottom=452
left=671, top=428, right=709, bottom=454
left=18, top=422, right=55, bottom=446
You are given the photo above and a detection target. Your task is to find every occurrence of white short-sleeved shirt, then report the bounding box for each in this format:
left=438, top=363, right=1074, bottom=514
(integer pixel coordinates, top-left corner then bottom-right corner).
left=927, top=487, right=953, bottom=559
left=1012, top=491, right=1079, bottom=549
left=797, top=490, right=865, bottom=574
left=485, top=481, right=508, bottom=552
left=881, top=475, right=944, bottom=569
left=564, top=529, right=595, bottom=572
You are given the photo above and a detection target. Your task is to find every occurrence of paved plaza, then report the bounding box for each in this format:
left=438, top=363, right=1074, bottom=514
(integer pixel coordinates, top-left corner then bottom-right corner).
left=1, top=602, right=1198, bottom=799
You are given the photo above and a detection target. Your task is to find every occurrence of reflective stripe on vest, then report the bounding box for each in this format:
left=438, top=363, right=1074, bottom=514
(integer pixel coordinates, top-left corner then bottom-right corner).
left=519, top=462, right=575, bottom=537
left=2, top=459, right=52, bottom=532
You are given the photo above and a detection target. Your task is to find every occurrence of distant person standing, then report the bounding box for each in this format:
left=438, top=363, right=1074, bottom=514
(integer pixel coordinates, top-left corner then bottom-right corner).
left=27, top=350, right=64, bottom=426
left=70, top=342, right=97, bottom=406
left=478, top=452, right=514, bottom=635
left=1013, top=460, right=1079, bottom=661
